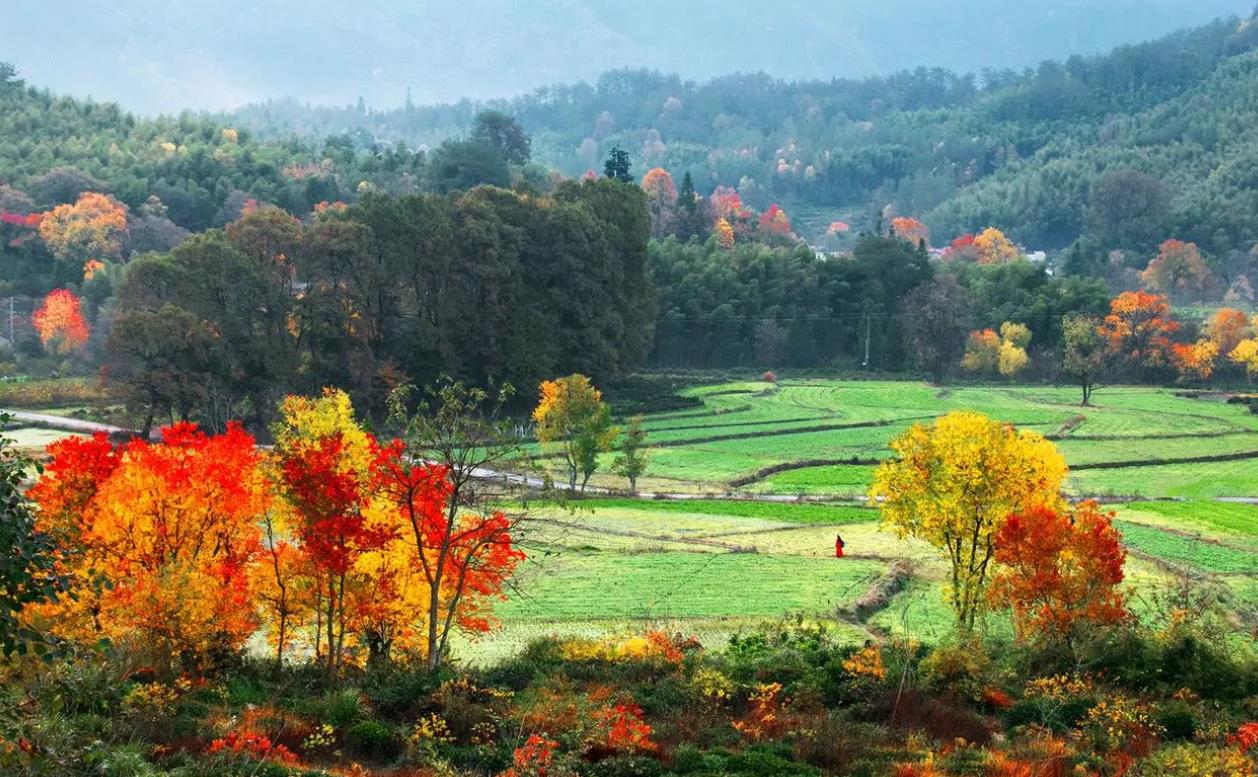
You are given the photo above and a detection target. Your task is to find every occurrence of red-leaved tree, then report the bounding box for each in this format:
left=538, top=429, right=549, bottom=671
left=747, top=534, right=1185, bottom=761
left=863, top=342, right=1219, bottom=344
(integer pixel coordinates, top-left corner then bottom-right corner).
left=989, top=501, right=1128, bottom=657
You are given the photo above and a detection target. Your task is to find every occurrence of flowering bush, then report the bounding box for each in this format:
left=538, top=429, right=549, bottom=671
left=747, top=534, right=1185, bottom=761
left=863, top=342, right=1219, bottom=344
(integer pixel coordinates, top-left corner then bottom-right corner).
left=206, top=731, right=299, bottom=765
left=843, top=645, right=887, bottom=681
left=1080, top=695, right=1163, bottom=755
left=734, top=683, right=791, bottom=742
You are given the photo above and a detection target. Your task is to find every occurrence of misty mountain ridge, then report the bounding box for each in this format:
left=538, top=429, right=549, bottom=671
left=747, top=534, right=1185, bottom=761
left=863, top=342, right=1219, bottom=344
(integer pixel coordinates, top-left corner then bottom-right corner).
left=1, top=0, right=1251, bottom=114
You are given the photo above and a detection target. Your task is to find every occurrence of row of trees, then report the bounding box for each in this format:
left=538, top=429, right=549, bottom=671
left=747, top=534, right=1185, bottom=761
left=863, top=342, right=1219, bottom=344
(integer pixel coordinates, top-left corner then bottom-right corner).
left=648, top=233, right=1111, bottom=373
left=106, top=178, right=651, bottom=432
left=2, top=368, right=655, bottom=668
left=14, top=383, right=528, bottom=673
left=12, top=10, right=1258, bottom=264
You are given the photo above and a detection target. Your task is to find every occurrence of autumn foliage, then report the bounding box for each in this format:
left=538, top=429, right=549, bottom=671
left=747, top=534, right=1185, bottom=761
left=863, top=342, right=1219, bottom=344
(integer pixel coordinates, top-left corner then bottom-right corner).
left=872, top=412, right=1067, bottom=629
left=1099, top=291, right=1179, bottom=370
left=31, top=288, right=90, bottom=354
left=1141, top=239, right=1213, bottom=301
left=37, top=191, right=127, bottom=264
left=890, top=216, right=929, bottom=247
left=974, top=227, right=1019, bottom=265
left=27, top=387, right=523, bottom=674
left=990, top=501, right=1128, bottom=652
left=30, top=424, right=268, bottom=665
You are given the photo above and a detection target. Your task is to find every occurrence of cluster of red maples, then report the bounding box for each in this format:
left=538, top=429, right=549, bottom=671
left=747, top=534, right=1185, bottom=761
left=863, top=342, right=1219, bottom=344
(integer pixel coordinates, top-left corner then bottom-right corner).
left=27, top=389, right=523, bottom=672
left=705, top=184, right=795, bottom=248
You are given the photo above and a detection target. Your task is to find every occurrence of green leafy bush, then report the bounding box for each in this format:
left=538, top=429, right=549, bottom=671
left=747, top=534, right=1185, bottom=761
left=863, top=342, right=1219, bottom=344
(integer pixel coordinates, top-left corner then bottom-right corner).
left=346, top=719, right=401, bottom=761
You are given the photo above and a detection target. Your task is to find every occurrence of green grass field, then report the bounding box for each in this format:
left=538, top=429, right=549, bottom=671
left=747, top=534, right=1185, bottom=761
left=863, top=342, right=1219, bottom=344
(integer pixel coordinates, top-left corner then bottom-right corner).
left=495, top=379, right=1258, bottom=661
left=9, top=377, right=1257, bottom=662
left=576, top=380, right=1258, bottom=499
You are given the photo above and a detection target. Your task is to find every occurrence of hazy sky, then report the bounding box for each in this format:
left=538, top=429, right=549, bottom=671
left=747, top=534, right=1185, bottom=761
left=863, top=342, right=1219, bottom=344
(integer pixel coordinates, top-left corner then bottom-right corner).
left=3, top=0, right=1251, bottom=114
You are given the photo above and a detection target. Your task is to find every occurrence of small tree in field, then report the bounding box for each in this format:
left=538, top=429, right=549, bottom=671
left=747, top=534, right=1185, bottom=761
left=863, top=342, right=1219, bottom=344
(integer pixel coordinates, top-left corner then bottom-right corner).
left=386, top=377, right=527, bottom=671
left=1062, top=313, right=1106, bottom=406
left=870, top=412, right=1067, bottom=630
left=534, top=375, right=618, bottom=493
left=989, top=501, right=1128, bottom=660
left=613, top=416, right=649, bottom=495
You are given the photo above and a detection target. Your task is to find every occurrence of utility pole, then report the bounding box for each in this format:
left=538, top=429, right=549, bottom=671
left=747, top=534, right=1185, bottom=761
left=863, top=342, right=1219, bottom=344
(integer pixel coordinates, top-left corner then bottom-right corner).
left=860, top=307, right=872, bottom=370
left=6, top=297, right=13, bottom=346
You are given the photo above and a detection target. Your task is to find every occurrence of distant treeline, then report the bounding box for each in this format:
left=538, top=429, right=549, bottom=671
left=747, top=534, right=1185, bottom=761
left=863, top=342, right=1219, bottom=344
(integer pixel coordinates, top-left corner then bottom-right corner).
left=107, top=180, right=651, bottom=431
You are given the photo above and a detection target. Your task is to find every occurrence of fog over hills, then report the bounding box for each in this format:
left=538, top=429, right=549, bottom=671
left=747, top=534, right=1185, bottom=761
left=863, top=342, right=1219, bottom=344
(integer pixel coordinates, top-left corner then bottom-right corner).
left=3, top=0, right=1251, bottom=114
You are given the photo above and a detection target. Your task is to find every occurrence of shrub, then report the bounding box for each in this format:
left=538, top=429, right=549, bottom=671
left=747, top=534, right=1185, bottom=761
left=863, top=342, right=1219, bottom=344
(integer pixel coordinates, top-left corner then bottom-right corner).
left=430, top=676, right=513, bottom=742
left=363, top=666, right=442, bottom=719
left=919, top=637, right=995, bottom=701
left=346, top=719, right=401, bottom=761
left=1132, top=743, right=1254, bottom=775
left=1155, top=701, right=1198, bottom=741
left=321, top=688, right=365, bottom=728
left=586, top=755, right=664, bottom=777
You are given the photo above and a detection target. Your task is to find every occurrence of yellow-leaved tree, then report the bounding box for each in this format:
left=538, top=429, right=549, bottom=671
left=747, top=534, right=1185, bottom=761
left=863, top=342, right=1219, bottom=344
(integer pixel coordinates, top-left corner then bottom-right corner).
left=869, top=412, right=1067, bottom=629
left=533, top=374, right=618, bottom=492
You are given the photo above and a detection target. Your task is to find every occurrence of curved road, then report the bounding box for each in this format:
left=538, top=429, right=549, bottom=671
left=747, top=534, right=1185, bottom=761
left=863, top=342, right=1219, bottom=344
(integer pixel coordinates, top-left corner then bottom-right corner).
left=3, top=410, right=139, bottom=436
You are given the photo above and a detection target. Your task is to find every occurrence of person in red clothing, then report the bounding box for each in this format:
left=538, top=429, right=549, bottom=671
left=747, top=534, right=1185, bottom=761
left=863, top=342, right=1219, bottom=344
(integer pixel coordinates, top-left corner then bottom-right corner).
left=835, top=534, right=845, bottom=558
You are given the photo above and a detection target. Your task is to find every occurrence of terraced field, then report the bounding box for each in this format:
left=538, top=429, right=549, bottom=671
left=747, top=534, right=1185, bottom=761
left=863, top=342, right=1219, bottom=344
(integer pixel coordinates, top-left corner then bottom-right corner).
left=453, top=494, right=1257, bottom=663
left=582, top=380, right=1258, bottom=499
left=471, top=380, right=1258, bottom=662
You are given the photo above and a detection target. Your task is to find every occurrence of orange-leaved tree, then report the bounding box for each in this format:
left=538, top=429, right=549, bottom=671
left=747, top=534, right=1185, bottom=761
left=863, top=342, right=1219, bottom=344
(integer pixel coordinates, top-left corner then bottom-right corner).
left=960, top=328, right=1001, bottom=374
left=640, top=167, right=677, bottom=238
left=1208, top=308, right=1251, bottom=357
left=37, top=191, right=127, bottom=265
left=757, top=204, right=795, bottom=243
left=385, top=378, right=527, bottom=671
left=890, top=216, right=929, bottom=248
left=714, top=217, right=735, bottom=250
left=974, top=227, right=1019, bottom=265
left=29, top=423, right=268, bottom=669
left=989, top=501, right=1128, bottom=657
left=375, top=442, right=522, bottom=671
left=1172, top=339, right=1219, bottom=382
left=32, top=288, right=90, bottom=354
left=1141, top=239, right=1212, bottom=303
left=1099, top=291, right=1179, bottom=372
left=870, top=412, right=1067, bottom=629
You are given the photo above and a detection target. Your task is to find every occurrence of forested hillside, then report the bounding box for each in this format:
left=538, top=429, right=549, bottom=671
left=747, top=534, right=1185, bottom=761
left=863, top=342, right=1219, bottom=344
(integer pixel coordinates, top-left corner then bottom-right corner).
left=224, top=13, right=1258, bottom=258
left=7, top=11, right=1258, bottom=403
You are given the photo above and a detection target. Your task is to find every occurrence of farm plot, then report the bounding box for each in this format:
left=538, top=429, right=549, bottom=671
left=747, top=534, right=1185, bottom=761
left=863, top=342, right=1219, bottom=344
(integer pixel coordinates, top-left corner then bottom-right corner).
left=469, top=498, right=911, bottom=661
left=469, top=487, right=1256, bottom=662
left=581, top=380, right=1258, bottom=498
